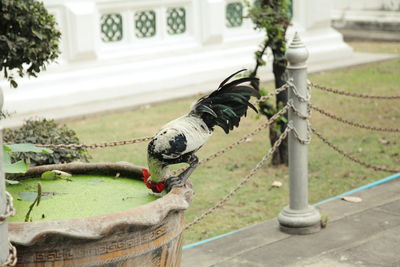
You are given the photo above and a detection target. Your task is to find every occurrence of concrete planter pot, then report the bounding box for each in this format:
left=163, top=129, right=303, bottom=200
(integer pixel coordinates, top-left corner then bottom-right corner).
left=8, top=162, right=192, bottom=267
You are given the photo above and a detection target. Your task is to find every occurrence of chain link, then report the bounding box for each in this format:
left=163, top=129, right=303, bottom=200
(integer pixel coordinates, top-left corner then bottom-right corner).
left=1, top=192, right=17, bottom=267
left=288, top=99, right=310, bottom=120
left=286, top=94, right=312, bottom=145
left=309, top=81, right=400, bottom=99
left=0, top=192, right=16, bottom=224
left=311, top=126, right=400, bottom=173
left=309, top=103, right=400, bottom=133
left=1, top=242, right=17, bottom=267
left=255, top=83, right=289, bottom=105
left=35, top=136, right=153, bottom=150
left=287, top=121, right=312, bottom=145
left=185, top=126, right=290, bottom=230
left=287, top=78, right=311, bottom=103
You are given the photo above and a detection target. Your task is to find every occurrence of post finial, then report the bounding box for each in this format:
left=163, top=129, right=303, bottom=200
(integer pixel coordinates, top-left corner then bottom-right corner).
left=286, top=32, right=309, bottom=69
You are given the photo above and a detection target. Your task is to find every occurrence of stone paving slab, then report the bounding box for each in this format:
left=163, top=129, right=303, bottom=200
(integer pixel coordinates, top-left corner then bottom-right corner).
left=182, top=179, right=400, bottom=267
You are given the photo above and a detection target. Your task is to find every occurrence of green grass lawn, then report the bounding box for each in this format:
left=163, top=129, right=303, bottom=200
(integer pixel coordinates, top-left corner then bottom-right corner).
left=66, top=41, right=400, bottom=245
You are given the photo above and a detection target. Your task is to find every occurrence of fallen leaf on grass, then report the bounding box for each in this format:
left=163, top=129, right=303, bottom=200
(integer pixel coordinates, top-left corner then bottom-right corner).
left=271, top=181, right=282, bottom=188
left=379, top=138, right=390, bottom=145
left=341, top=196, right=362, bottom=203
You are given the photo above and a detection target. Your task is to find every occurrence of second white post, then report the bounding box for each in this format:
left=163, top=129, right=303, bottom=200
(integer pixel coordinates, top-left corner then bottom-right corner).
left=278, top=33, right=321, bottom=235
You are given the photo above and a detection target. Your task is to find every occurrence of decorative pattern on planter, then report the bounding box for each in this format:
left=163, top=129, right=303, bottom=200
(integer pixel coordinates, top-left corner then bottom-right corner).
left=226, top=2, right=243, bottom=28
left=167, top=7, right=186, bottom=35
left=135, top=10, right=157, bottom=38
left=101, top=13, right=123, bottom=42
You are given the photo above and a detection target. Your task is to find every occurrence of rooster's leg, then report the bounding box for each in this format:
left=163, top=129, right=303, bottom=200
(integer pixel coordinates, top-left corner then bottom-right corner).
left=166, top=154, right=199, bottom=191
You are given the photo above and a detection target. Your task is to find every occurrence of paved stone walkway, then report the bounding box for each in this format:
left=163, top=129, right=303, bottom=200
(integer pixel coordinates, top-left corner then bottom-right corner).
left=182, top=178, right=400, bottom=267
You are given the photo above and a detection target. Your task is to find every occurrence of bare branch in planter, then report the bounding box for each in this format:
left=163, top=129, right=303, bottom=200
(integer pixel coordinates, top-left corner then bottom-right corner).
left=25, top=183, right=42, bottom=222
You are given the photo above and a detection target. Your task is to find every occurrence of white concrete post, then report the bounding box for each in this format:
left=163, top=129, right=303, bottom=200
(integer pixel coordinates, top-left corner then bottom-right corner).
left=278, top=33, right=321, bottom=235
left=0, top=87, right=9, bottom=264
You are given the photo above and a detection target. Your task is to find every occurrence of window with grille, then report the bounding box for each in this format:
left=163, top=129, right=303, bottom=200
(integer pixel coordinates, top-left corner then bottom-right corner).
left=167, top=7, right=186, bottom=35
left=101, top=13, right=123, bottom=42
left=135, top=10, right=157, bottom=38
left=226, top=2, right=243, bottom=28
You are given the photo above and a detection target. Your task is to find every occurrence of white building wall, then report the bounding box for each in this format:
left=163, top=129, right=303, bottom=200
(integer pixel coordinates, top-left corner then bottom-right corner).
left=2, top=0, right=352, bottom=117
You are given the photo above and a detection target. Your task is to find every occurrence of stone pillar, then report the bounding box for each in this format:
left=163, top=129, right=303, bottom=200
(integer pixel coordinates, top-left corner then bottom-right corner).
left=64, top=2, right=98, bottom=61
left=278, top=33, right=321, bottom=235
left=198, top=0, right=224, bottom=45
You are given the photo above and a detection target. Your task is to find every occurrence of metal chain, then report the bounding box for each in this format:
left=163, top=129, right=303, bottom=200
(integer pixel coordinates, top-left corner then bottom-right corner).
left=287, top=78, right=311, bottom=103
left=171, top=105, right=290, bottom=176
left=256, top=83, right=289, bottom=104
left=35, top=136, right=153, bottom=150
left=185, top=126, right=290, bottom=230
left=0, top=192, right=16, bottom=224
left=309, top=81, right=400, bottom=99
left=311, top=126, right=400, bottom=173
left=1, top=242, right=17, bottom=267
left=287, top=121, right=312, bottom=145
left=288, top=99, right=310, bottom=120
left=287, top=98, right=312, bottom=145
left=309, top=103, right=400, bottom=133
left=0, top=192, right=17, bottom=267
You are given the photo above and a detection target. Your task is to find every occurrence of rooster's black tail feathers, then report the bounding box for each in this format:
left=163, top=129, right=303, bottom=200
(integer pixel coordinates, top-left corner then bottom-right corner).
left=192, top=69, right=260, bottom=133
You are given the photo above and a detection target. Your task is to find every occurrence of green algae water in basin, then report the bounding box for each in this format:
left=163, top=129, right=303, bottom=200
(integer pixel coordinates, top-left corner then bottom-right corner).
left=7, top=174, right=158, bottom=222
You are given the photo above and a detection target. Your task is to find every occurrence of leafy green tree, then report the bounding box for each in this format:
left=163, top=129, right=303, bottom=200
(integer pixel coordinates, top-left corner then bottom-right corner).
left=245, top=0, right=291, bottom=165
left=0, top=0, right=61, bottom=88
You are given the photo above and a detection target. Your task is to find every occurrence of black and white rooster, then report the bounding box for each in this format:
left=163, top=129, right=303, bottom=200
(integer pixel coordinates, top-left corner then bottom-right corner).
left=143, top=69, right=260, bottom=193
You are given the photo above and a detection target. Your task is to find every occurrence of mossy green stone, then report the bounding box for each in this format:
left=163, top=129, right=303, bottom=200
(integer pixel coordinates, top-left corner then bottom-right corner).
left=7, top=175, right=158, bottom=222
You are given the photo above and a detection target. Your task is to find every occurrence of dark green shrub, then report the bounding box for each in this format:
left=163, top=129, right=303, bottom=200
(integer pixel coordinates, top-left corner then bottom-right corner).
left=3, top=119, right=90, bottom=166
left=0, top=0, right=61, bottom=88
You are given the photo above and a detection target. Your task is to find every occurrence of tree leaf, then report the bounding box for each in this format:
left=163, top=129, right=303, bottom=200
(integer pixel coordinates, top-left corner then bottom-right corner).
left=41, top=170, right=72, bottom=180
left=41, top=171, right=57, bottom=180
left=5, top=179, right=20, bottom=185
left=3, top=149, right=11, bottom=164
left=4, top=160, right=29, bottom=174
left=6, top=143, right=53, bottom=154
left=3, top=144, right=12, bottom=152
left=19, top=191, right=39, bottom=202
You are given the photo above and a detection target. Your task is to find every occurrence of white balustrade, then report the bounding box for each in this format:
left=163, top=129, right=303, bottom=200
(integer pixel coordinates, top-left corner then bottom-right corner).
left=1, top=0, right=352, bottom=126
